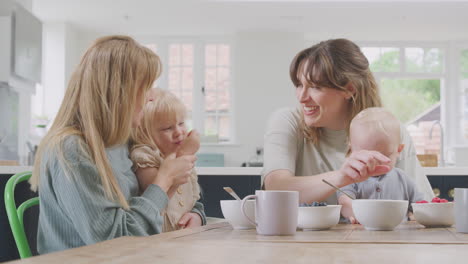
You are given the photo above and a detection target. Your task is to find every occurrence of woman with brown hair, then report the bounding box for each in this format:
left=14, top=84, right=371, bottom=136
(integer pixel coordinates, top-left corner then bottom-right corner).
left=30, top=35, right=196, bottom=254
left=262, top=38, right=433, bottom=204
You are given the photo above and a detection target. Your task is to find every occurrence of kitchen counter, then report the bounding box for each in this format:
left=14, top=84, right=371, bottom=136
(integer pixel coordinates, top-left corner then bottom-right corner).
left=0, top=166, right=33, bottom=175
left=1, top=166, right=468, bottom=176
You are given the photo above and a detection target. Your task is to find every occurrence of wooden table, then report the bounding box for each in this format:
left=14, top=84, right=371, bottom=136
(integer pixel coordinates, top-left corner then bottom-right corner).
left=8, top=221, right=468, bottom=264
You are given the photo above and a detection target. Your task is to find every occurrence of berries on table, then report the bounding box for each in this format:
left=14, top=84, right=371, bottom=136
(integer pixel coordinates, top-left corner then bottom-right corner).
left=299, top=202, right=328, bottom=207
left=415, top=198, right=449, bottom=204
left=415, top=200, right=428, bottom=203
left=431, top=197, right=449, bottom=203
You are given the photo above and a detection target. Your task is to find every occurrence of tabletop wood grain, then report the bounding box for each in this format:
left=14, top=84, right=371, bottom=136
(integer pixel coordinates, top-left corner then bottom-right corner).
left=7, top=221, right=468, bottom=264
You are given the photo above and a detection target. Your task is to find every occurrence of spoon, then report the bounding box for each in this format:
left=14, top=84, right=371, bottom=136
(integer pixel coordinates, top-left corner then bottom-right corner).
left=223, top=187, right=241, bottom=200
left=322, top=179, right=355, bottom=200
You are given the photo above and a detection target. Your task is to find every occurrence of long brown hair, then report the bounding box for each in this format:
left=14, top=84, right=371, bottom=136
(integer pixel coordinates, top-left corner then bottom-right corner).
left=290, top=38, right=382, bottom=144
left=30, top=35, right=162, bottom=209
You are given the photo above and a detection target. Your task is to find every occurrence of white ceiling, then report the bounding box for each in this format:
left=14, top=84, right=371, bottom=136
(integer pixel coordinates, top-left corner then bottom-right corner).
left=31, top=0, right=468, bottom=40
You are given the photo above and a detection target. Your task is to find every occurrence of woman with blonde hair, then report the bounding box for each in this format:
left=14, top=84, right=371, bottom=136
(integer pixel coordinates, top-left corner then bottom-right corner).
left=30, top=35, right=196, bottom=254
left=131, top=88, right=205, bottom=232
left=263, top=38, right=433, bottom=204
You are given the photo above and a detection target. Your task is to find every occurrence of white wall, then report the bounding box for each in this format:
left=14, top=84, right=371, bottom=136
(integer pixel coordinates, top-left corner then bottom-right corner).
left=200, top=31, right=302, bottom=166
left=38, top=22, right=84, bottom=121
left=41, top=23, right=66, bottom=120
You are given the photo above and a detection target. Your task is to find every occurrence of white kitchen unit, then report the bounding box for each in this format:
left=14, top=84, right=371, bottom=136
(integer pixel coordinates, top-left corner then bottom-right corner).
left=0, top=16, right=12, bottom=83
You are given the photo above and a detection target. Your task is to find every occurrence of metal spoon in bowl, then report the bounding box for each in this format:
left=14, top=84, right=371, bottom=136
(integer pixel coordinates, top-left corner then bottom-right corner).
left=223, top=187, right=242, bottom=201
left=322, top=179, right=355, bottom=200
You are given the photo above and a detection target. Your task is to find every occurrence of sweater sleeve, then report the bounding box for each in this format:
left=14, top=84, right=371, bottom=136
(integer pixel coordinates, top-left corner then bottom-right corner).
left=262, top=108, right=302, bottom=185
left=48, top=139, right=169, bottom=244
left=190, top=201, right=207, bottom=225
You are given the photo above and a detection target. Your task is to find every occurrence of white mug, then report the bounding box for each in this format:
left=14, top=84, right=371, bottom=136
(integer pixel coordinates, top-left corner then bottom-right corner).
left=455, top=188, right=468, bottom=233
left=241, top=190, right=298, bottom=236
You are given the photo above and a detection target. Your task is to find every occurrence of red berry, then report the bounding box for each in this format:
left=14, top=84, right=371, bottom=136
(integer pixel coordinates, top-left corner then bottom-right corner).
left=432, top=197, right=441, bottom=203
left=416, top=200, right=428, bottom=203
left=440, top=199, right=448, bottom=203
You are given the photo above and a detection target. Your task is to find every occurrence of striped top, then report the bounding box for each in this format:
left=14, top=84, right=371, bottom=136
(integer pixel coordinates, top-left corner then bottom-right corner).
left=36, top=136, right=180, bottom=254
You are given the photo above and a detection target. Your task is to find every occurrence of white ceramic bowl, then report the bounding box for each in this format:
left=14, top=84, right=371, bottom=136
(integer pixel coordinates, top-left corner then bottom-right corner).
left=353, top=199, right=408, bottom=231
left=412, top=202, right=454, bottom=228
left=297, top=205, right=342, bottom=230
left=220, top=200, right=255, bottom=230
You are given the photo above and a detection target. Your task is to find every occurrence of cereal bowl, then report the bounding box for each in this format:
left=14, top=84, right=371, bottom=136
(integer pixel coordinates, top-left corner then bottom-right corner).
left=353, top=199, right=408, bottom=231
left=297, top=205, right=342, bottom=230
left=412, top=202, right=454, bottom=228
left=220, top=200, right=255, bottom=229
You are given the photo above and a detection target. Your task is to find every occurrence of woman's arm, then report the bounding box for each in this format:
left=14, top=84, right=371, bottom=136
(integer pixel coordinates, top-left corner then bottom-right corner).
left=264, top=150, right=391, bottom=203
left=50, top=148, right=169, bottom=242
left=265, top=169, right=348, bottom=203
left=262, top=109, right=390, bottom=203
left=136, top=167, right=177, bottom=198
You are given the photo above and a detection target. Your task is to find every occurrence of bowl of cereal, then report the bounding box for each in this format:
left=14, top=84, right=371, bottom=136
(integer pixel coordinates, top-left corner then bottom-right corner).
left=297, top=202, right=342, bottom=231
left=352, top=199, right=408, bottom=231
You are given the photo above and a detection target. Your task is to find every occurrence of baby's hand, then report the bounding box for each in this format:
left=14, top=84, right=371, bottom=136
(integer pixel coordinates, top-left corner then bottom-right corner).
left=178, top=212, right=202, bottom=229
left=348, top=216, right=360, bottom=225
left=177, top=130, right=200, bottom=157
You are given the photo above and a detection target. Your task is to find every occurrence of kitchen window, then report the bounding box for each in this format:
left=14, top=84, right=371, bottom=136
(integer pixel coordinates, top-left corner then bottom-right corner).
left=142, top=39, right=233, bottom=144
left=361, top=45, right=444, bottom=159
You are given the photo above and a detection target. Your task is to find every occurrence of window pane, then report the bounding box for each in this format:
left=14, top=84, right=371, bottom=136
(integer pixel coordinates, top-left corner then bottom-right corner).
left=181, top=89, right=193, bottom=112
left=218, top=90, right=230, bottom=112
left=205, top=68, right=217, bottom=92
left=218, top=45, right=230, bottom=66
left=205, top=45, right=217, bottom=66
left=405, top=48, right=443, bottom=73
left=182, top=67, right=193, bottom=90
left=203, top=43, right=232, bottom=142
left=182, top=44, right=193, bottom=66
left=169, top=44, right=180, bottom=66
left=382, top=79, right=440, bottom=123
left=217, top=67, right=229, bottom=91
left=204, top=115, right=217, bottom=136
left=381, top=79, right=441, bottom=156
left=219, top=115, right=230, bottom=141
left=205, top=93, right=216, bottom=112
left=168, top=67, right=180, bottom=92
left=362, top=47, right=399, bottom=72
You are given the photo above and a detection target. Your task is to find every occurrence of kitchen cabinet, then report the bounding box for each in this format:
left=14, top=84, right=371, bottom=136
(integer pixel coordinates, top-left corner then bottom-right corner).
left=198, top=175, right=260, bottom=218
left=428, top=175, right=468, bottom=201
left=0, top=16, right=12, bottom=83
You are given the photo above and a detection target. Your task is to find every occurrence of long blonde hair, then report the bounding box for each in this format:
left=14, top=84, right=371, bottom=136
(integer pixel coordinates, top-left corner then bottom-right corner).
left=130, top=88, right=187, bottom=168
left=289, top=38, right=382, bottom=144
left=30, top=35, right=162, bottom=210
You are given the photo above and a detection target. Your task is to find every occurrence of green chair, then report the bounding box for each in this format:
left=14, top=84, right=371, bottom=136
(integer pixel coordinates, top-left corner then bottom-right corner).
left=4, top=171, right=39, bottom=259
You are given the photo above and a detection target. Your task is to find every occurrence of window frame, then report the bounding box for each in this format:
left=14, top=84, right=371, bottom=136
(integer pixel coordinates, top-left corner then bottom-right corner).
left=135, top=35, right=236, bottom=145
left=358, top=41, right=451, bottom=154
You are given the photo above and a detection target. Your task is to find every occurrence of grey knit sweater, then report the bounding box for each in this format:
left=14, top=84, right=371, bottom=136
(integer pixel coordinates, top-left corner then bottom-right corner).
left=36, top=136, right=206, bottom=254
